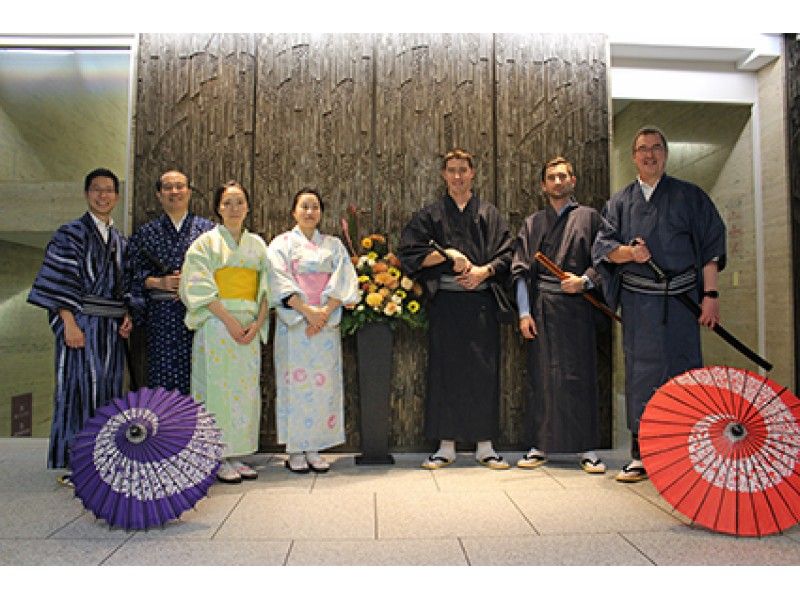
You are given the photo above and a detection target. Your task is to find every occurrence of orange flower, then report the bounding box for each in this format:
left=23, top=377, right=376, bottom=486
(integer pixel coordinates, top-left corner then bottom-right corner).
left=412, top=282, right=424, bottom=296
left=372, top=262, right=388, bottom=274
left=378, top=287, right=391, bottom=298
left=386, top=252, right=401, bottom=268
left=374, top=271, right=394, bottom=286
left=383, top=301, right=399, bottom=316
left=351, top=256, right=360, bottom=266
left=370, top=234, right=386, bottom=244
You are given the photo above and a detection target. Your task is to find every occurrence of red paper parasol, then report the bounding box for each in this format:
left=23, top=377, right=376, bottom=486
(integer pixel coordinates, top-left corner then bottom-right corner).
left=639, top=366, right=800, bottom=537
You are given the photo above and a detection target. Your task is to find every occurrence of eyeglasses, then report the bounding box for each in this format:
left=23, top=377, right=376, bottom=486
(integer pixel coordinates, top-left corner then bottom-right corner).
left=88, top=186, right=117, bottom=195
left=634, top=144, right=665, bottom=155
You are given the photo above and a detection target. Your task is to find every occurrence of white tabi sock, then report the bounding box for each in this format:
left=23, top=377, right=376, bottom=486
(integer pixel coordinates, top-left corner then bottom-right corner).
left=475, top=440, right=498, bottom=461
left=288, top=453, right=307, bottom=469
left=526, top=446, right=546, bottom=459
left=581, top=451, right=600, bottom=463
left=432, top=439, right=456, bottom=462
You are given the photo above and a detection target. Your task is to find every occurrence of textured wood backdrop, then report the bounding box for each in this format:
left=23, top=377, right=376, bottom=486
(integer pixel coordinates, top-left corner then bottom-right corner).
left=133, top=33, right=611, bottom=452
left=787, top=34, right=800, bottom=394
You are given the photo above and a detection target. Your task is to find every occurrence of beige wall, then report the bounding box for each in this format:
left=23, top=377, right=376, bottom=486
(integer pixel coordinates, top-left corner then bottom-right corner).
left=757, top=51, right=794, bottom=389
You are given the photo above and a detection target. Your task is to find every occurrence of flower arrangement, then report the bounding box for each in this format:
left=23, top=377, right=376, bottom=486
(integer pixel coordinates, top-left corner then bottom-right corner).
left=340, top=208, right=426, bottom=336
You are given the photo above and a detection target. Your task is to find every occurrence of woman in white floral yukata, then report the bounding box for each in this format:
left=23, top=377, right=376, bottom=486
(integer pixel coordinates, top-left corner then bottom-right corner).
left=267, top=188, right=359, bottom=474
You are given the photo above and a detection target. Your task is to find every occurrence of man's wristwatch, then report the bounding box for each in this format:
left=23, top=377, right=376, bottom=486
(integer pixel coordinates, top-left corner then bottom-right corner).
left=703, top=290, right=719, bottom=298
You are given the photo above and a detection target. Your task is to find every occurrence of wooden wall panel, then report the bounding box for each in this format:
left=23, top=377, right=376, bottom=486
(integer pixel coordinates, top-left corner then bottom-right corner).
left=134, top=33, right=611, bottom=452
left=253, top=33, right=374, bottom=240
left=133, top=33, right=256, bottom=225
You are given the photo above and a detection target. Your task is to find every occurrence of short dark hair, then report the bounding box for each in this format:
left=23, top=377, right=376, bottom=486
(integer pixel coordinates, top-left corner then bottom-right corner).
left=291, top=187, right=325, bottom=213
left=632, top=125, right=669, bottom=154
left=156, top=170, right=189, bottom=192
left=540, top=156, right=575, bottom=182
left=84, top=168, right=120, bottom=193
left=441, top=148, right=474, bottom=170
left=213, top=180, right=250, bottom=219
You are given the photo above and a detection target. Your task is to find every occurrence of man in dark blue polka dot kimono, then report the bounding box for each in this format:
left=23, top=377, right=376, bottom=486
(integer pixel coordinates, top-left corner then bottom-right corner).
left=128, top=170, right=215, bottom=395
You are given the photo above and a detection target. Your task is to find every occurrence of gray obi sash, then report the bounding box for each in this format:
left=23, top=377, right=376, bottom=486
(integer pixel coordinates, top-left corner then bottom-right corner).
left=81, top=295, right=127, bottom=318
left=149, top=289, right=179, bottom=301
left=621, top=268, right=696, bottom=323
left=621, top=269, right=696, bottom=295
left=439, top=274, right=489, bottom=292
left=536, top=274, right=564, bottom=294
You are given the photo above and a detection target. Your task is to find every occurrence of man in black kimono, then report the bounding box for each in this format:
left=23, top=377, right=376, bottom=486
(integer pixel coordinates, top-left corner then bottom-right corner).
left=592, top=126, right=726, bottom=483
left=511, top=157, right=606, bottom=474
left=399, top=148, right=513, bottom=470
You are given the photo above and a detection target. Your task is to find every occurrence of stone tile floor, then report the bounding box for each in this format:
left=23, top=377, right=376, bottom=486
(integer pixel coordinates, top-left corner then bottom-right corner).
left=1, top=437, right=798, bottom=591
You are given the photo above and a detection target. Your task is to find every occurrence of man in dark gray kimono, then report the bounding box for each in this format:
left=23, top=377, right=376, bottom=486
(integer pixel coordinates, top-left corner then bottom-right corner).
left=511, top=157, right=606, bottom=474
left=592, top=126, right=726, bottom=483
left=399, top=148, right=513, bottom=470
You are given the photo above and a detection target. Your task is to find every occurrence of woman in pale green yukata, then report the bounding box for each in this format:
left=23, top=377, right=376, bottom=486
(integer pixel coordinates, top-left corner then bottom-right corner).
left=266, top=188, right=359, bottom=474
left=179, top=181, right=270, bottom=484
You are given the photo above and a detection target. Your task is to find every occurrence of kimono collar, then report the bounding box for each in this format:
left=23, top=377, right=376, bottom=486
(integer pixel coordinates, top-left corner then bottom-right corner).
left=637, top=175, right=664, bottom=201
left=444, top=193, right=478, bottom=218
left=88, top=211, right=114, bottom=243
left=164, top=212, right=188, bottom=232
left=218, top=223, right=248, bottom=246
left=546, top=197, right=578, bottom=220
left=291, top=224, right=322, bottom=245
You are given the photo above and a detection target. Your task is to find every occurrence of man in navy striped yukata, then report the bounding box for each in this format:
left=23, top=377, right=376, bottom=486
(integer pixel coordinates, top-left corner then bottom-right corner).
left=27, top=168, right=133, bottom=486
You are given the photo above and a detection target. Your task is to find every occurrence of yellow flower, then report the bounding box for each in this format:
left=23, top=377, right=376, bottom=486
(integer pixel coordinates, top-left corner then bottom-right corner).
left=395, top=289, right=407, bottom=299
left=367, top=251, right=378, bottom=261
left=408, top=300, right=420, bottom=314
left=365, top=292, right=383, bottom=308
left=388, top=267, right=401, bottom=279
left=361, top=237, right=373, bottom=250
left=358, top=275, right=370, bottom=283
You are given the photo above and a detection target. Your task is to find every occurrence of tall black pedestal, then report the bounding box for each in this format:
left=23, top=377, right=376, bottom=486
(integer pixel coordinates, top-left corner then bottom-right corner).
left=354, top=322, right=395, bottom=465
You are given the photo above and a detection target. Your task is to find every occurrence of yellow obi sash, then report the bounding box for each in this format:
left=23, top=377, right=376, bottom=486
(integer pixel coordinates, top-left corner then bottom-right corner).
left=214, top=267, right=258, bottom=301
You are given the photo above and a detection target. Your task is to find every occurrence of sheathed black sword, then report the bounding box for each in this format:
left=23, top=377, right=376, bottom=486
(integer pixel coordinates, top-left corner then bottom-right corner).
left=630, top=240, right=772, bottom=371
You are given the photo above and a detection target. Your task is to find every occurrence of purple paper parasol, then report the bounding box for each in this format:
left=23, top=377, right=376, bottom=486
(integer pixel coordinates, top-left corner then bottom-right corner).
left=69, top=386, right=223, bottom=530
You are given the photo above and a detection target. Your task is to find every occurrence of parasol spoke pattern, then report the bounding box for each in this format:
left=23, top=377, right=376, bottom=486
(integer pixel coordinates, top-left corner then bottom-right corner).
left=640, top=366, right=800, bottom=537
left=69, top=387, right=224, bottom=531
